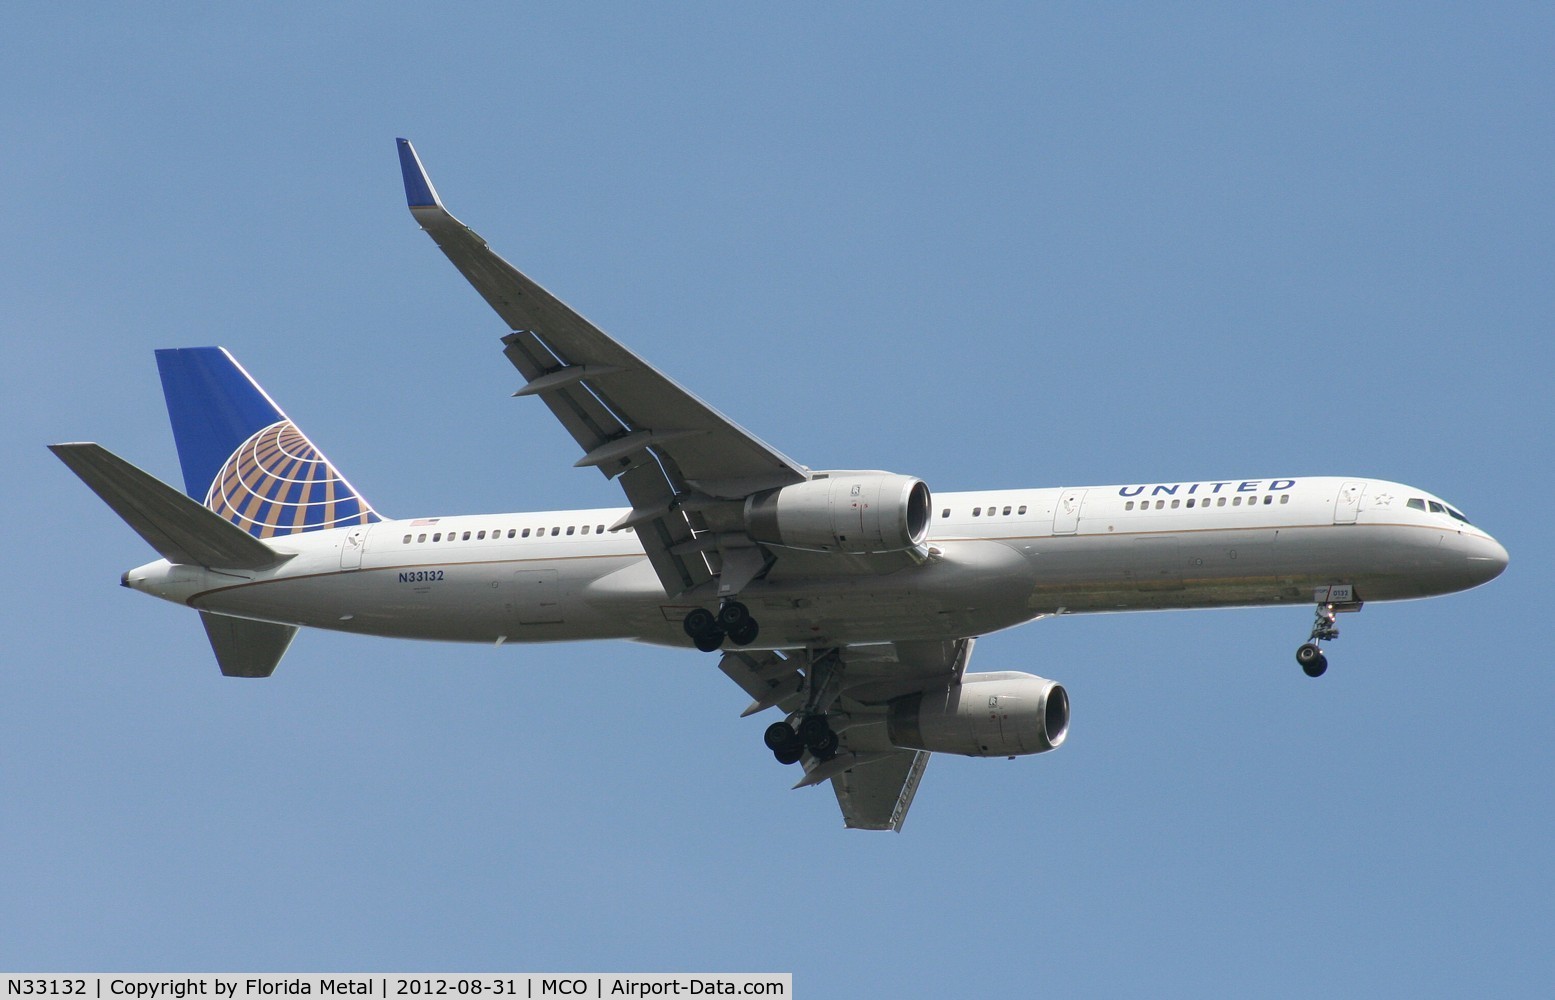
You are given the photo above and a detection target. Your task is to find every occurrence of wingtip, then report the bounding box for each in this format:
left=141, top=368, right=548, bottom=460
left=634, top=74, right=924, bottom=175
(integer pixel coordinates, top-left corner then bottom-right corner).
left=396, top=137, right=442, bottom=209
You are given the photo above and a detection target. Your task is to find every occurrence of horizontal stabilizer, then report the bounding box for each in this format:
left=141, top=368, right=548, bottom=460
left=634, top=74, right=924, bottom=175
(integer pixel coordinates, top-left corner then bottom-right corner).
left=49, top=443, right=289, bottom=570
left=200, top=611, right=296, bottom=677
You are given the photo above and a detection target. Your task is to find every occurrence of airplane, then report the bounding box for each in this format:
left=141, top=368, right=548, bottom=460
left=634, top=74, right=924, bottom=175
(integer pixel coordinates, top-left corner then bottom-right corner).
left=50, top=139, right=1510, bottom=831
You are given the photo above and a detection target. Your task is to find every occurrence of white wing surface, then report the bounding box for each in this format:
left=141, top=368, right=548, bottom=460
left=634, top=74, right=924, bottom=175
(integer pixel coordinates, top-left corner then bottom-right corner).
left=397, top=139, right=808, bottom=596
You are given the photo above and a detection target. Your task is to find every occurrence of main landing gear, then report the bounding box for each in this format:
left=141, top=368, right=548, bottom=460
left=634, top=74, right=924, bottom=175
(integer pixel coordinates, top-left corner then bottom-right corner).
left=763, top=648, right=843, bottom=765
left=1295, top=604, right=1340, bottom=678
left=763, top=715, right=838, bottom=764
left=682, top=601, right=759, bottom=652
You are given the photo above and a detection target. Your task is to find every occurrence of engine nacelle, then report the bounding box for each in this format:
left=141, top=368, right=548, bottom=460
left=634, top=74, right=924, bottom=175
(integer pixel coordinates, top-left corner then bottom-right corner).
left=743, top=471, right=932, bottom=554
left=886, top=671, right=1069, bottom=758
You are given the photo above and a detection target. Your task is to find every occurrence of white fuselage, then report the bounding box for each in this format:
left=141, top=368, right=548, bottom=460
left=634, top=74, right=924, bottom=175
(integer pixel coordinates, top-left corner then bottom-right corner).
left=123, top=476, right=1508, bottom=649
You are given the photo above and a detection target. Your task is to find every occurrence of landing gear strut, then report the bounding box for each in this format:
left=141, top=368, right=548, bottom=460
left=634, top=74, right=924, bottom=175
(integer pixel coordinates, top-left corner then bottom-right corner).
left=1295, top=603, right=1340, bottom=677
left=682, top=600, right=760, bottom=652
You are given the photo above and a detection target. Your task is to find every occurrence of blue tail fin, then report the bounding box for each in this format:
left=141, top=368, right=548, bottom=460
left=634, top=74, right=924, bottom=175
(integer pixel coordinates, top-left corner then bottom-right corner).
left=154, top=347, right=381, bottom=538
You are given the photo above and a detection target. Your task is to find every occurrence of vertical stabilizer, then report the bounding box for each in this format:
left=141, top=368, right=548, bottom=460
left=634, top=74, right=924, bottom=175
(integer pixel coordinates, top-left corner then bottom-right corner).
left=155, top=348, right=380, bottom=538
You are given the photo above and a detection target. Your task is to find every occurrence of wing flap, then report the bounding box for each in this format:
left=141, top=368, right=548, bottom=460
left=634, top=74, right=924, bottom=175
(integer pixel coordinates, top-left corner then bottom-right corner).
left=831, top=750, right=930, bottom=831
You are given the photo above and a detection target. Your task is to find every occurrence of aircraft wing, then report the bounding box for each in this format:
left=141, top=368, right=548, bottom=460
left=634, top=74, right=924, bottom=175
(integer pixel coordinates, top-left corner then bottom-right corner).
left=397, top=139, right=809, bottom=596
left=829, top=750, right=930, bottom=831
left=718, top=638, right=974, bottom=831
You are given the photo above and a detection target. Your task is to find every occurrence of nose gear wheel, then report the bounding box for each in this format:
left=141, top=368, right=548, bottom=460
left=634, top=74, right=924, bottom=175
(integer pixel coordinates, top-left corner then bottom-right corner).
left=1294, top=602, right=1341, bottom=677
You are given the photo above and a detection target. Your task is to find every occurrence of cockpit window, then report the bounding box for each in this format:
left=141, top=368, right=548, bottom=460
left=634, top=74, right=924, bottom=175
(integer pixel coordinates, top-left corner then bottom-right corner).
left=1407, top=498, right=1426, bottom=511
left=1428, top=501, right=1445, bottom=514
left=1446, top=506, right=1471, bottom=524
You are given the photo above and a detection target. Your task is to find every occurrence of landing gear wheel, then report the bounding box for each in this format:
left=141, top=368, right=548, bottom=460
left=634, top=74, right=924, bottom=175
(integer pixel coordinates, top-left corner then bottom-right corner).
left=798, top=715, right=838, bottom=758
left=717, top=601, right=751, bottom=630
left=682, top=608, right=716, bottom=639
left=727, top=617, right=760, bottom=646
left=773, top=743, right=803, bottom=766
left=763, top=721, right=798, bottom=751
left=1296, top=643, right=1328, bottom=678
left=764, top=720, right=804, bottom=765
left=797, top=714, right=832, bottom=748
left=693, top=629, right=726, bottom=652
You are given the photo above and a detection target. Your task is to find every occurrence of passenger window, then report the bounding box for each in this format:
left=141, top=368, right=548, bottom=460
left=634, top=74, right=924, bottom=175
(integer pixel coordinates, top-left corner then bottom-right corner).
left=1170, top=499, right=1180, bottom=509
left=1217, top=497, right=1226, bottom=507
left=941, top=508, right=950, bottom=518
left=462, top=531, right=471, bottom=540
left=567, top=526, right=575, bottom=535
left=582, top=525, right=590, bottom=534
left=1186, top=499, right=1195, bottom=508
left=417, top=533, right=427, bottom=543
left=1018, top=505, right=1027, bottom=515
left=433, top=533, right=441, bottom=542
left=508, top=529, right=516, bottom=539
left=1233, top=496, right=1242, bottom=506
left=597, top=525, right=605, bottom=533
left=1263, top=495, right=1272, bottom=505
left=972, top=507, right=981, bottom=516
left=1155, top=500, right=1164, bottom=509
left=1407, top=498, right=1426, bottom=511
left=477, top=530, right=486, bottom=540
left=402, top=535, right=411, bottom=544
left=1003, top=506, right=1012, bottom=516
left=1280, top=495, right=1290, bottom=504
left=551, top=527, right=560, bottom=536
left=1125, top=501, right=1134, bottom=511
left=522, top=528, right=531, bottom=538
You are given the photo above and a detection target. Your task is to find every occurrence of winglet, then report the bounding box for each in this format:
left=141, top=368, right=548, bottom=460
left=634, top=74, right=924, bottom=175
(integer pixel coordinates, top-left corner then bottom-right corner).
left=396, top=138, right=442, bottom=208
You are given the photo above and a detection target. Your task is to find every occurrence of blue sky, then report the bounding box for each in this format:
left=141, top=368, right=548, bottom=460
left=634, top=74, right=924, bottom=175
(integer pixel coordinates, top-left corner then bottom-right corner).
left=5, top=4, right=1552, bottom=994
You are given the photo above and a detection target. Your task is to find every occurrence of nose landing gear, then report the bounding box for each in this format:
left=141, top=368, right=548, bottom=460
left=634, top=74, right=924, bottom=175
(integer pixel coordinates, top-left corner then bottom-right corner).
left=1294, top=587, right=1362, bottom=677
left=1295, top=604, right=1338, bottom=677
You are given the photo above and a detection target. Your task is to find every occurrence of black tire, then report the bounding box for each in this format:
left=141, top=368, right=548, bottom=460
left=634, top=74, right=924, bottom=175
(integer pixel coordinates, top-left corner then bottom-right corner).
left=683, top=607, right=716, bottom=638
left=693, top=629, right=725, bottom=652
left=717, top=601, right=750, bottom=629
left=773, top=744, right=803, bottom=766
left=764, top=721, right=797, bottom=751
left=1302, top=653, right=1329, bottom=678
left=810, top=730, right=839, bottom=759
left=728, top=617, right=760, bottom=646
left=1296, top=643, right=1322, bottom=667
left=802, top=718, right=839, bottom=752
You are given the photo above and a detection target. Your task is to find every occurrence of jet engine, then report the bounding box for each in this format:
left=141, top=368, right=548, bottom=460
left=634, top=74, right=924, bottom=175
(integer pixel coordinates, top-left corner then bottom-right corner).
left=886, top=671, right=1069, bottom=757
left=743, top=471, right=931, bottom=554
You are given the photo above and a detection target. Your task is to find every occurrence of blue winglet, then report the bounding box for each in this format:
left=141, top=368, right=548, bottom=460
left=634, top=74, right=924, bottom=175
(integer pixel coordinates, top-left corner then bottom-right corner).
left=396, top=138, right=442, bottom=208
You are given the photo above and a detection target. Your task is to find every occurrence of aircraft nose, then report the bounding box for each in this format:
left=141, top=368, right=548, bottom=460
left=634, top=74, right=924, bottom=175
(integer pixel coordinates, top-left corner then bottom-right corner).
left=1463, top=533, right=1509, bottom=587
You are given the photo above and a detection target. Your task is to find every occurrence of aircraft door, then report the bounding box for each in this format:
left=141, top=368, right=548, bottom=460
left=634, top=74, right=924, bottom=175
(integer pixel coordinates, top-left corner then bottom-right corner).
left=1334, top=481, right=1367, bottom=524
left=1053, top=489, right=1087, bottom=534
left=339, top=526, right=371, bottom=570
